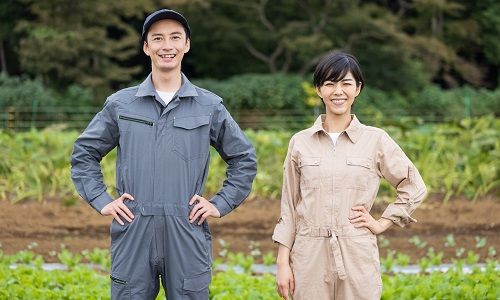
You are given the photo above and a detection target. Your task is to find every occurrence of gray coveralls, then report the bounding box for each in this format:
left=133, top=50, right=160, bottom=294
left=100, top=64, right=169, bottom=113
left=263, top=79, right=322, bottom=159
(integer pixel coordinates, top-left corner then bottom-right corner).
left=71, top=73, right=257, bottom=299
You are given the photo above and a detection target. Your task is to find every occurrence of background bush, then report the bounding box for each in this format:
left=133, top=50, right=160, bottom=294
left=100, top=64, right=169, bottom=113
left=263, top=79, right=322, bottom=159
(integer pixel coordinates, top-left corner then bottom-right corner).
left=2, top=73, right=498, bottom=129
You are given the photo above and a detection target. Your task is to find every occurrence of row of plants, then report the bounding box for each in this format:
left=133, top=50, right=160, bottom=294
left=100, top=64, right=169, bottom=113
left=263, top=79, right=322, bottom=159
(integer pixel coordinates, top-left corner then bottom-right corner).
left=206, top=116, right=500, bottom=202
left=0, top=116, right=498, bottom=203
left=2, top=73, right=499, bottom=125
left=1, top=235, right=498, bottom=300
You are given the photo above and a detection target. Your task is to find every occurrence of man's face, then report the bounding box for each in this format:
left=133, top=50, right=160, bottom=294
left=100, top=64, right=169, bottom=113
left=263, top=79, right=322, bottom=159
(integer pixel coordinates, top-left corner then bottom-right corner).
left=143, top=19, right=190, bottom=73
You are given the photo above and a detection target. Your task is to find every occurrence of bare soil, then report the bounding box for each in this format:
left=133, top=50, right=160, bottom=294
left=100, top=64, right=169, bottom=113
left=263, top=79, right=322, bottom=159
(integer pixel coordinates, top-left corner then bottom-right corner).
left=1, top=196, right=499, bottom=263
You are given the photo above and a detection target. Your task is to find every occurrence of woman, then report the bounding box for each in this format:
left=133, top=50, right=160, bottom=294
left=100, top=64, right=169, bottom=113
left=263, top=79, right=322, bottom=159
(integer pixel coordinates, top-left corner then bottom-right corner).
left=273, top=52, right=426, bottom=300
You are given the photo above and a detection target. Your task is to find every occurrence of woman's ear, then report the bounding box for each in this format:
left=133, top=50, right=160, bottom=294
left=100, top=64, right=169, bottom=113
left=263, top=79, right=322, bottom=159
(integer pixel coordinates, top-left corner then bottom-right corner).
left=355, top=82, right=362, bottom=97
left=316, top=86, right=322, bottom=98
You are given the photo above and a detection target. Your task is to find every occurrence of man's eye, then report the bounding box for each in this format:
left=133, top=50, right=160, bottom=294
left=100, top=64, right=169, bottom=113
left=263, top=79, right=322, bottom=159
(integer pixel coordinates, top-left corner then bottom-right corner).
left=172, top=36, right=181, bottom=40
left=153, top=37, right=162, bottom=41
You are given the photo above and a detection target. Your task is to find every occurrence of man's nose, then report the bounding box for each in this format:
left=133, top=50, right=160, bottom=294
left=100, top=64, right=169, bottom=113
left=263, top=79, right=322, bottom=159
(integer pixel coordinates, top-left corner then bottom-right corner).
left=161, top=39, right=173, bottom=50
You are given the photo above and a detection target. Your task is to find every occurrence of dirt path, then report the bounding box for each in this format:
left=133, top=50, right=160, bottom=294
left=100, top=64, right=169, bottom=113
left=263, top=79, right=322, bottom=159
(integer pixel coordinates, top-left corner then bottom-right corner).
left=1, top=196, right=499, bottom=263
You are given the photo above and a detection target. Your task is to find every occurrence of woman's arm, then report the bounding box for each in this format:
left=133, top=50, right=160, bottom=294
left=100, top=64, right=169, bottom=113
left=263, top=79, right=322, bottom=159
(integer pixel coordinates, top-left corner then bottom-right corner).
left=276, top=244, right=294, bottom=300
left=349, top=131, right=427, bottom=233
left=273, top=137, right=300, bottom=299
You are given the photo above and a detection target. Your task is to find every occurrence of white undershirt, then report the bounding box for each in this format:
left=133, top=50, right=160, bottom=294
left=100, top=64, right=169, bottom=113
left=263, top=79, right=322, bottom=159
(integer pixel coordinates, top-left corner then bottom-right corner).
left=328, top=132, right=341, bottom=146
left=156, top=90, right=176, bottom=106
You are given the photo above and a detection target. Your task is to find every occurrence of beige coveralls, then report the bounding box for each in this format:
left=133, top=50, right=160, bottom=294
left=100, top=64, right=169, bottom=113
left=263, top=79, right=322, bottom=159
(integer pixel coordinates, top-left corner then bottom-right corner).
left=273, top=115, right=427, bottom=300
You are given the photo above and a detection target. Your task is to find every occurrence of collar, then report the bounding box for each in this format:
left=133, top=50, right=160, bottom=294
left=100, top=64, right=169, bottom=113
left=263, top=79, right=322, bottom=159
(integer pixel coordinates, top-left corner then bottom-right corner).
left=309, top=114, right=363, bottom=143
left=135, top=73, right=199, bottom=98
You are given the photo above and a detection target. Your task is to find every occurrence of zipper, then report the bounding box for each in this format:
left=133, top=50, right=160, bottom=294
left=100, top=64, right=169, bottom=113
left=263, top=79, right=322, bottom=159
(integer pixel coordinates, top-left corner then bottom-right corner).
left=110, top=275, right=127, bottom=285
left=119, top=115, right=154, bottom=126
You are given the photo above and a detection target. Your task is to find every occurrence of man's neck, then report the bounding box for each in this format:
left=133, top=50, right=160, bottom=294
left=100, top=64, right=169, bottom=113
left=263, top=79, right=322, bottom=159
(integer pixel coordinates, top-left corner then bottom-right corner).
left=151, top=69, right=182, bottom=92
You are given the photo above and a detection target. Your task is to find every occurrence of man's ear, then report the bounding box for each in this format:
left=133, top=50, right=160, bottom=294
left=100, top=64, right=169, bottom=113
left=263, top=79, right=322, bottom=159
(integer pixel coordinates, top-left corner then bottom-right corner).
left=184, top=38, right=191, bottom=54
left=143, top=41, right=150, bottom=57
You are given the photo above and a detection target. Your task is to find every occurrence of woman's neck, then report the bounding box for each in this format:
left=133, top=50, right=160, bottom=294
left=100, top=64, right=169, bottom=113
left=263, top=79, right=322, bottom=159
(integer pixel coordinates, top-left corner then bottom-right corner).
left=323, top=113, right=352, bottom=133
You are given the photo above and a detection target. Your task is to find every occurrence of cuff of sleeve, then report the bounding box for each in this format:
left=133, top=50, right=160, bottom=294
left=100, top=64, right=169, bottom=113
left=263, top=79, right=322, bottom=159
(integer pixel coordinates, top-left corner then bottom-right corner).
left=89, top=192, right=113, bottom=214
left=272, top=223, right=295, bottom=250
left=210, top=195, right=232, bottom=217
left=381, top=204, right=417, bottom=227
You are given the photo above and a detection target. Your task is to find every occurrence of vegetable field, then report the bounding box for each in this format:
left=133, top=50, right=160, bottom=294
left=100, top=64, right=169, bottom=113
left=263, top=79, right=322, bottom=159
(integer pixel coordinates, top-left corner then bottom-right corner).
left=1, top=116, right=499, bottom=299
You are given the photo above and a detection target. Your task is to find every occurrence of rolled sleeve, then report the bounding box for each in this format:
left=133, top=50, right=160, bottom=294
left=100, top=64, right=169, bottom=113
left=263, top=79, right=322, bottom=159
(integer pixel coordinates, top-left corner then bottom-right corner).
left=377, top=132, right=427, bottom=227
left=210, top=104, right=257, bottom=217
left=272, top=137, right=300, bottom=249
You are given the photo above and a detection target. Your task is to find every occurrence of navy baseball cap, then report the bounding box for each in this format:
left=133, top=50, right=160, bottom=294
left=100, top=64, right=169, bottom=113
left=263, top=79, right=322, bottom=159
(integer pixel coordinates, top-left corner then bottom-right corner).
left=142, top=9, right=191, bottom=42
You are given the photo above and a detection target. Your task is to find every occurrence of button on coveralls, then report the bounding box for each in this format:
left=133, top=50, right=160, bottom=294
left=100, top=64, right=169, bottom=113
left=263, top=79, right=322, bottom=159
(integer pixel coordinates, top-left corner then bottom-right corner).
left=71, top=73, right=257, bottom=299
left=272, top=115, right=426, bottom=300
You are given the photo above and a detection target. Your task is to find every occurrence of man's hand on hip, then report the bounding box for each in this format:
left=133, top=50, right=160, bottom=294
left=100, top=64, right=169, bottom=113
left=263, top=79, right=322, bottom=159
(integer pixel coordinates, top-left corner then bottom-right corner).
left=189, top=194, right=221, bottom=225
left=101, top=193, right=135, bottom=225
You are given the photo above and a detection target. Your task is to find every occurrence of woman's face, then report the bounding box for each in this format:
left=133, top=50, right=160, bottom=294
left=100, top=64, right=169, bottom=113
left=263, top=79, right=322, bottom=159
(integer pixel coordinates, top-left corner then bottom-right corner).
left=316, top=71, right=361, bottom=117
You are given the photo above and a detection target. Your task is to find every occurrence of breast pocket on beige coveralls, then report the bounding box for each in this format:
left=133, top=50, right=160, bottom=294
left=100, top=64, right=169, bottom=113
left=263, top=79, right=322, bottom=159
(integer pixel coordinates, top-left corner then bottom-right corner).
left=297, top=156, right=323, bottom=226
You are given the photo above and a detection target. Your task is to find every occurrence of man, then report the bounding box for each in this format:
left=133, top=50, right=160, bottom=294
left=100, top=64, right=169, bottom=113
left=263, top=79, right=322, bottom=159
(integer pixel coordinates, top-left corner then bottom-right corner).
left=71, top=8, right=257, bottom=299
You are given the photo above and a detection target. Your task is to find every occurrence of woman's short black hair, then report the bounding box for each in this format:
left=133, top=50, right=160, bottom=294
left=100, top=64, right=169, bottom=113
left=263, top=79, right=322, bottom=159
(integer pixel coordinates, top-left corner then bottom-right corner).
left=313, top=51, right=364, bottom=91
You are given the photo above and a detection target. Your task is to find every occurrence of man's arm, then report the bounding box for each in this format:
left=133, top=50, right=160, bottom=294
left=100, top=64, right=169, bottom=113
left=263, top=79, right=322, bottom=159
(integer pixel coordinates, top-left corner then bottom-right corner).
left=208, top=103, right=257, bottom=217
left=70, top=99, right=119, bottom=213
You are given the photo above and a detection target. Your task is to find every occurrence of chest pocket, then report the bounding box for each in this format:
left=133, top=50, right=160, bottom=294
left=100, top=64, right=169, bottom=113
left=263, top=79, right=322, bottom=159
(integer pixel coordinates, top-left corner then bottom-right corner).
left=299, top=157, right=321, bottom=189
left=117, top=115, right=154, bottom=148
left=118, top=115, right=154, bottom=131
left=172, top=115, right=211, bottom=161
left=345, top=157, right=372, bottom=190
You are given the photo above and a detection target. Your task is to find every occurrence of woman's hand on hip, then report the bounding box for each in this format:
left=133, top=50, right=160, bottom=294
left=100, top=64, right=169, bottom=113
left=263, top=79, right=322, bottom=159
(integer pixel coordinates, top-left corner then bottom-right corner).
left=349, top=205, right=392, bottom=234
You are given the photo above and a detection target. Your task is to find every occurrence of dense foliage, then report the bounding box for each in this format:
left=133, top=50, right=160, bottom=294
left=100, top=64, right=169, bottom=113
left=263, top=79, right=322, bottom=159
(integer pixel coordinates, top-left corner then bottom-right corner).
left=1, top=0, right=499, bottom=100
left=1, top=73, right=498, bottom=129
left=0, top=117, right=498, bottom=203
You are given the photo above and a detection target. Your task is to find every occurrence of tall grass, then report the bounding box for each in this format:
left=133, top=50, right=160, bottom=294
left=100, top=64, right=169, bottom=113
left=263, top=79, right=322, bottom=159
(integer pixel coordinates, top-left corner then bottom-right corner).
left=0, top=116, right=498, bottom=203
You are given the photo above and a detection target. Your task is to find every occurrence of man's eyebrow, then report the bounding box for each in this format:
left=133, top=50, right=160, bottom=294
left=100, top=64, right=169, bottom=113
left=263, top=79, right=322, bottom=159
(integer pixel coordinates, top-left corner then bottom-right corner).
left=169, top=31, right=183, bottom=35
left=341, top=78, right=355, bottom=82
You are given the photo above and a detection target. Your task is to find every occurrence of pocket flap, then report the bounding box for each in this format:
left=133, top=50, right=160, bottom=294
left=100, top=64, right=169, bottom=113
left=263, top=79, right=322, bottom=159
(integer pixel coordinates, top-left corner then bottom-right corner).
left=173, top=115, right=210, bottom=130
left=346, top=157, right=371, bottom=169
left=183, top=270, right=212, bottom=292
left=299, top=157, right=321, bottom=167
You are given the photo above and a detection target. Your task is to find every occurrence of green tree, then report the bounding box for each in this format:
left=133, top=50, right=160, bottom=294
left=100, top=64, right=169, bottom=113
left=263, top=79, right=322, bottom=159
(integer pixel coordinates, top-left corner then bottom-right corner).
left=15, top=0, right=152, bottom=100
left=180, top=0, right=431, bottom=93
left=0, top=0, right=26, bottom=75
left=181, top=0, right=337, bottom=76
left=476, top=0, right=500, bottom=85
